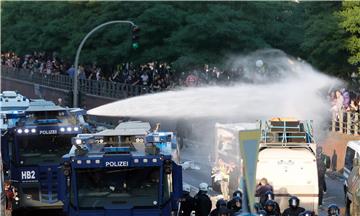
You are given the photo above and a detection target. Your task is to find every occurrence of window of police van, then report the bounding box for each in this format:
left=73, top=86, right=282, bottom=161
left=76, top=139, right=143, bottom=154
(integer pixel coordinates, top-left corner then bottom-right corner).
left=345, top=147, right=356, bottom=171
left=75, top=167, right=160, bottom=209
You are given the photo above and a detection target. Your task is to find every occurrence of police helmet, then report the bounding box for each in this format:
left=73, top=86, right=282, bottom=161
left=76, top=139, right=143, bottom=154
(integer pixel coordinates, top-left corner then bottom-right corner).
left=264, top=200, right=276, bottom=213
left=288, top=196, right=300, bottom=208
left=199, top=182, right=208, bottom=192
left=327, top=204, right=340, bottom=216
left=183, top=184, right=191, bottom=193
left=257, top=210, right=267, bottom=216
left=299, top=210, right=314, bottom=216
left=233, top=196, right=242, bottom=203
left=264, top=190, right=275, bottom=201
left=233, top=190, right=243, bottom=198
left=216, top=199, right=227, bottom=209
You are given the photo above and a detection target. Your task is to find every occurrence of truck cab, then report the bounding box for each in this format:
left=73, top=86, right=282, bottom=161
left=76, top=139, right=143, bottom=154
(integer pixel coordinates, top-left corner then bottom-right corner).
left=8, top=100, right=85, bottom=210
left=61, top=122, right=182, bottom=216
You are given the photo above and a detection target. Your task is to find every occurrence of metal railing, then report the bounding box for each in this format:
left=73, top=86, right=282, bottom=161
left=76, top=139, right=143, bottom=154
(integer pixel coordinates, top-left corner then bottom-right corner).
left=1, top=66, right=148, bottom=99
left=331, top=111, right=360, bottom=135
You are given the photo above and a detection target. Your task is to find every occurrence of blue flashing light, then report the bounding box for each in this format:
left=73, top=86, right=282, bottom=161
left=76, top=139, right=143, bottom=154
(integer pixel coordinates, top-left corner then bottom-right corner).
left=146, top=133, right=172, bottom=143
left=103, top=147, right=131, bottom=153
left=34, top=119, right=61, bottom=124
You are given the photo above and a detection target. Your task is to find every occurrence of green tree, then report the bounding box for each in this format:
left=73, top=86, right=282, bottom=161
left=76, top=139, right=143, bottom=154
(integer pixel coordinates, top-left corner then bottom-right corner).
left=0, top=1, right=354, bottom=77
left=300, top=2, right=352, bottom=77
left=339, top=1, right=360, bottom=74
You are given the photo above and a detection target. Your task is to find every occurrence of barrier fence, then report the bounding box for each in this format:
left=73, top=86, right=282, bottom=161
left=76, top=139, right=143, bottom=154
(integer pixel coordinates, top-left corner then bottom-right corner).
left=1, top=66, right=148, bottom=99
left=332, top=111, right=360, bottom=136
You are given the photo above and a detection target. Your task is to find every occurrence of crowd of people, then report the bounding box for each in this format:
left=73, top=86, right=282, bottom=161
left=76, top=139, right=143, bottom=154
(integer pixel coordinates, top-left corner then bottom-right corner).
left=1, top=51, right=244, bottom=93
left=178, top=181, right=340, bottom=216
left=330, top=88, right=360, bottom=116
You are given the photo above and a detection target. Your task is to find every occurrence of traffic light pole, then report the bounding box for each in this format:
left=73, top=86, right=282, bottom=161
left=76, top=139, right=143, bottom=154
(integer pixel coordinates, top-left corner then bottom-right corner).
left=73, top=20, right=136, bottom=107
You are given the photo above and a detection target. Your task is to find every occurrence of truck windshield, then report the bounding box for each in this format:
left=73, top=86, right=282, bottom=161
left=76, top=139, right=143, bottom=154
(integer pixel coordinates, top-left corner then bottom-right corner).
left=20, top=111, right=77, bottom=126
left=76, top=167, right=160, bottom=209
left=17, top=135, right=73, bottom=165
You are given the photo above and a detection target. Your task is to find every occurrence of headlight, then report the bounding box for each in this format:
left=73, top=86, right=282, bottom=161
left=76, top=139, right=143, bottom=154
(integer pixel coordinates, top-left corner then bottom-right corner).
left=74, top=127, right=79, bottom=132
left=75, top=139, right=82, bottom=145
left=67, top=127, right=72, bottom=132
left=60, top=127, right=65, bottom=132
left=24, top=129, right=29, bottom=134
left=31, top=128, right=36, bottom=133
left=17, top=129, right=23, bottom=134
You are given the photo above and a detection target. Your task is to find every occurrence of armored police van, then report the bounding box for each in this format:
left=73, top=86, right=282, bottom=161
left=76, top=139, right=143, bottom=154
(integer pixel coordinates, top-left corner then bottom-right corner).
left=61, top=121, right=183, bottom=216
left=7, top=99, right=85, bottom=211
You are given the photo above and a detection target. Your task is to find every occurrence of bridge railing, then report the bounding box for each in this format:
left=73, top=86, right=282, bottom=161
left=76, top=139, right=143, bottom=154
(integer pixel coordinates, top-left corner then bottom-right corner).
left=1, top=66, right=148, bottom=99
left=331, top=111, right=360, bottom=136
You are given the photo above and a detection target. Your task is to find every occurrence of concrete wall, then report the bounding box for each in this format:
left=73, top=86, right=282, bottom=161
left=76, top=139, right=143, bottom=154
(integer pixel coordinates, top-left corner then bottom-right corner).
left=321, top=132, right=360, bottom=171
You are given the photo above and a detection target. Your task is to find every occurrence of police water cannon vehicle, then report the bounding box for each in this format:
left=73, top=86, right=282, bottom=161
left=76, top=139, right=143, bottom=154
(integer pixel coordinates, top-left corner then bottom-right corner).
left=1, top=91, right=30, bottom=175
left=61, top=122, right=183, bottom=216
left=256, top=118, right=320, bottom=214
left=0, top=91, right=29, bottom=130
left=7, top=99, right=86, bottom=210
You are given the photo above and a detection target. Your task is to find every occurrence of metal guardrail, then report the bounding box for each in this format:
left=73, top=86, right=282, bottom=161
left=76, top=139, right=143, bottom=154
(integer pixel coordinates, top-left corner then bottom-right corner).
left=1, top=66, right=148, bottom=99
left=332, top=111, right=360, bottom=135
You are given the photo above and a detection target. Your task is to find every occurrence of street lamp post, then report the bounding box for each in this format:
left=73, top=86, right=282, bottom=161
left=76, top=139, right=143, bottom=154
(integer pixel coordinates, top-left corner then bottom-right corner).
left=73, top=20, right=136, bottom=107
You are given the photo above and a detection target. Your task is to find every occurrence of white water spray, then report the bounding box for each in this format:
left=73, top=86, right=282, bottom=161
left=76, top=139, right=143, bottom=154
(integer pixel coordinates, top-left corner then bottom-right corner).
left=89, top=50, right=342, bottom=141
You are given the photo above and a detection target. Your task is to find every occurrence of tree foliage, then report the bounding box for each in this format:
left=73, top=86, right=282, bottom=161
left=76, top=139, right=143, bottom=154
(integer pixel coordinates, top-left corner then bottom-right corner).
left=339, top=1, right=360, bottom=74
left=0, top=1, right=355, bottom=77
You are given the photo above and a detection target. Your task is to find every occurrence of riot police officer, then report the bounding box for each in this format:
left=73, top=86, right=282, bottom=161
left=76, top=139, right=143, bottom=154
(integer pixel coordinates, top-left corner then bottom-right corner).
left=227, top=196, right=242, bottom=213
left=257, top=210, right=267, bottom=216
left=264, top=200, right=280, bottom=216
left=281, top=196, right=305, bottom=216
left=194, top=182, right=212, bottom=216
left=210, top=199, right=227, bottom=216
left=298, top=210, right=315, bottom=216
left=327, top=204, right=340, bottom=216
left=261, top=191, right=281, bottom=215
left=179, top=185, right=195, bottom=216
left=227, top=190, right=243, bottom=210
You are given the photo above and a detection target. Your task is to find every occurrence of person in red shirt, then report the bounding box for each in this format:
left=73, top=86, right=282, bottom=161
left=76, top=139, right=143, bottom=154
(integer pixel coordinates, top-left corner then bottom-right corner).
left=4, top=180, right=16, bottom=216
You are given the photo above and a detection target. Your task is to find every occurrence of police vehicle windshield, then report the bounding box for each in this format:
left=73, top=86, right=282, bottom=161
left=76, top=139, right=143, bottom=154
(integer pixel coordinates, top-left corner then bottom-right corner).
left=75, top=167, right=160, bottom=209
left=20, top=110, right=77, bottom=126
left=18, top=134, right=73, bottom=165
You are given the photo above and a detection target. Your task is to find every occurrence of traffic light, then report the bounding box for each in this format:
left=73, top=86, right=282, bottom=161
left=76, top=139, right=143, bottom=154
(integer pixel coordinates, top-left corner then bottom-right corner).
left=131, top=25, right=140, bottom=49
